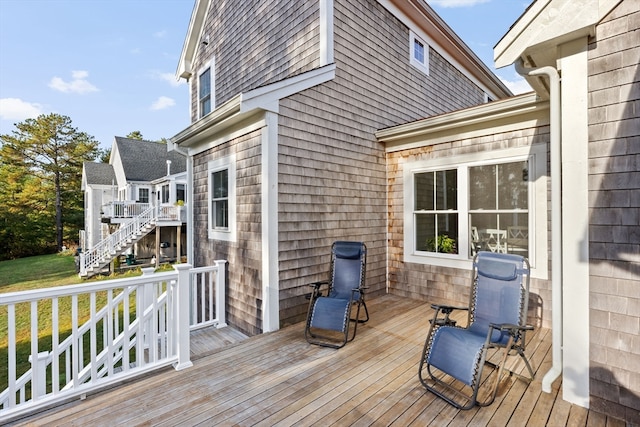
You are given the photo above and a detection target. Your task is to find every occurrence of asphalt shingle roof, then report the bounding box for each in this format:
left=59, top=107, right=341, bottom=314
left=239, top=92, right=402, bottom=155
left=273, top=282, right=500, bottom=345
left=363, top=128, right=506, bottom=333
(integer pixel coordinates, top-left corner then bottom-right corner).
left=83, top=162, right=116, bottom=186
left=115, top=137, right=186, bottom=182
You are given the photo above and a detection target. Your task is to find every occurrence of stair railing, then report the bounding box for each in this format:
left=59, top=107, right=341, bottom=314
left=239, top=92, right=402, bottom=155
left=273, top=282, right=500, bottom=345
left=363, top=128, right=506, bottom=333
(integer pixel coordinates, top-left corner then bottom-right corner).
left=80, top=204, right=157, bottom=276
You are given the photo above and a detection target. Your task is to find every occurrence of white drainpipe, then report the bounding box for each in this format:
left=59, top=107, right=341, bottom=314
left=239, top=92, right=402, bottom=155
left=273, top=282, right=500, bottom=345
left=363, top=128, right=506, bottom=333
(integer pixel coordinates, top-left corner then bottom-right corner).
left=515, top=58, right=562, bottom=393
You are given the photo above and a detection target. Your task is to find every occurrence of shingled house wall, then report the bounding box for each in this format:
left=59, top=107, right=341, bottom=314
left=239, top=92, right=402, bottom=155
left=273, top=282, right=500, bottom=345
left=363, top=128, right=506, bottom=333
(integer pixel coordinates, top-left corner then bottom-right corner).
left=587, top=1, right=640, bottom=422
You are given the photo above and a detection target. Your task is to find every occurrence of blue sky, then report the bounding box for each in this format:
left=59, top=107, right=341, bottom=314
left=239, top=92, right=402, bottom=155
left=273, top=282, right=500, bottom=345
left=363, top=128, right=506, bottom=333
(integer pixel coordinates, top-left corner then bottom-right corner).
left=0, top=0, right=533, bottom=150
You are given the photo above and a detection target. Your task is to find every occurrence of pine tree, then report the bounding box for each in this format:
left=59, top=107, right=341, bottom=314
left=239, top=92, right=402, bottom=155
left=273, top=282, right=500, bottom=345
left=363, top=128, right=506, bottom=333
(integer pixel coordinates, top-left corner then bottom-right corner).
left=0, top=113, right=100, bottom=256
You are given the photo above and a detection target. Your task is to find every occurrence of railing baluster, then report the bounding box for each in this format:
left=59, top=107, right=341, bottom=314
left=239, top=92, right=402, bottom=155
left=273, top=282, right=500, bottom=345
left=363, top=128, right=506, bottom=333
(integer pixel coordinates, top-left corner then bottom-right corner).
left=30, top=301, right=39, bottom=401
left=90, top=292, right=97, bottom=382
left=8, top=304, right=16, bottom=407
left=71, top=295, right=78, bottom=389
left=52, top=298, right=59, bottom=394
left=136, top=283, right=144, bottom=368
left=123, top=286, right=130, bottom=372
left=150, top=281, right=158, bottom=363
left=208, top=271, right=214, bottom=323
left=107, top=289, right=114, bottom=377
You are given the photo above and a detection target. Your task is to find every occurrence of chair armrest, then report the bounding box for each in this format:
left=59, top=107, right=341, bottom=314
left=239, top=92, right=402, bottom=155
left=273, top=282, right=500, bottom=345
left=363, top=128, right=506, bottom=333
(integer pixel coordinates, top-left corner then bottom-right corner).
left=309, top=280, right=329, bottom=288
left=429, top=304, right=468, bottom=328
left=489, top=323, right=534, bottom=332
left=309, top=280, right=330, bottom=298
left=430, top=304, right=469, bottom=315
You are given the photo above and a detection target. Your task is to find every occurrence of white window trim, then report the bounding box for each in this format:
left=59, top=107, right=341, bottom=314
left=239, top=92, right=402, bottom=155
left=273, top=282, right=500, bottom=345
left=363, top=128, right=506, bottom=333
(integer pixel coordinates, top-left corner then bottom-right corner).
left=403, top=145, right=548, bottom=279
left=207, top=154, right=236, bottom=242
left=410, top=30, right=429, bottom=75
left=197, top=60, right=214, bottom=119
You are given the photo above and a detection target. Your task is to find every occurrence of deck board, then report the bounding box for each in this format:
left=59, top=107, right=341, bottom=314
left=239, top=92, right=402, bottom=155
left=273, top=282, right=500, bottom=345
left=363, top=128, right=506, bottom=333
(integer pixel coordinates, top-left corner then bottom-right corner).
left=9, top=295, right=627, bottom=427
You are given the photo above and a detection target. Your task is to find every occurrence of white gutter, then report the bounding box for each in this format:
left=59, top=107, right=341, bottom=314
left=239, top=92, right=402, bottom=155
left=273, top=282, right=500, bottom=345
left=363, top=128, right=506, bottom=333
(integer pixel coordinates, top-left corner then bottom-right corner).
left=514, top=58, right=562, bottom=394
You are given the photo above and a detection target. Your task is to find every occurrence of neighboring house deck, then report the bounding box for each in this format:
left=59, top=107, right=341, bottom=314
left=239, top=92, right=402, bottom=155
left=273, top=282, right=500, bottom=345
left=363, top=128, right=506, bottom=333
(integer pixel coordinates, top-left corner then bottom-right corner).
left=81, top=137, right=188, bottom=276
left=9, top=295, right=626, bottom=427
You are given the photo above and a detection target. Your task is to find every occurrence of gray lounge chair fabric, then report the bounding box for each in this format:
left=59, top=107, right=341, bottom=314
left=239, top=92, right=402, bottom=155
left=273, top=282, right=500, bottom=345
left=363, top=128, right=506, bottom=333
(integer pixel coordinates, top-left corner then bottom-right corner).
left=419, top=251, right=535, bottom=409
left=305, top=241, right=368, bottom=348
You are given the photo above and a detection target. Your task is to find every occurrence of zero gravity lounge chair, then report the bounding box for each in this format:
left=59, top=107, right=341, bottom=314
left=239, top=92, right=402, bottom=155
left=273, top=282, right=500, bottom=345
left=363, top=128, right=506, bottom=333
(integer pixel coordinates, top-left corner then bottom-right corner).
left=418, top=251, right=535, bottom=409
left=305, top=241, right=368, bottom=349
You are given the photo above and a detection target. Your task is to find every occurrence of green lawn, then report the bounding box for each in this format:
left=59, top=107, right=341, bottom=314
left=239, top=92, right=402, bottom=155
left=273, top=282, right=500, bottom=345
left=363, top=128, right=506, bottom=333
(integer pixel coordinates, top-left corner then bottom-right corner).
left=0, top=253, right=80, bottom=293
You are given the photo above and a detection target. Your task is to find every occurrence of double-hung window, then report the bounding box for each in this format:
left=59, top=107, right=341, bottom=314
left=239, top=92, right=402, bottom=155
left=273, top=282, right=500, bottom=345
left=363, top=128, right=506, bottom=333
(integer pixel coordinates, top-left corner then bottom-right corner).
left=414, top=169, right=458, bottom=254
left=211, top=169, right=228, bottom=229
left=199, top=66, right=212, bottom=118
left=208, top=155, right=236, bottom=241
left=404, top=146, right=547, bottom=276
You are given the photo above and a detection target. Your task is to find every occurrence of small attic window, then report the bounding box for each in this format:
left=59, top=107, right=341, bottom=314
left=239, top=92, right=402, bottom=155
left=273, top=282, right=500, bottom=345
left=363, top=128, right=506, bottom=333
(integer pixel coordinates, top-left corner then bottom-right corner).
left=410, top=31, right=429, bottom=75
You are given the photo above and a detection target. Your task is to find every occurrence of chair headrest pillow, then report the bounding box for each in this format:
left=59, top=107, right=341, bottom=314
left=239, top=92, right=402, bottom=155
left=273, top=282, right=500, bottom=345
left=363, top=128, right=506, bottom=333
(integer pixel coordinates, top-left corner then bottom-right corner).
left=333, top=242, right=364, bottom=259
left=477, top=258, right=518, bottom=281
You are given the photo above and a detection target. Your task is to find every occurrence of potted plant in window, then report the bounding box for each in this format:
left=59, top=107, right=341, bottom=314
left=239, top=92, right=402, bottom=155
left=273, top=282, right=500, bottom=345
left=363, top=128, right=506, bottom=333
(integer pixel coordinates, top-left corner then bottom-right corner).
left=426, top=234, right=458, bottom=254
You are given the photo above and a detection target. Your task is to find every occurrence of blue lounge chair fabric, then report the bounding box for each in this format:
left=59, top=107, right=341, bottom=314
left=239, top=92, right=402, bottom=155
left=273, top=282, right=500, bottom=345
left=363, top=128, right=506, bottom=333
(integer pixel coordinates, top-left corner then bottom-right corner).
left=419, top=251, right=534, bottom=409
left=305, top=241, right=368, bottom=348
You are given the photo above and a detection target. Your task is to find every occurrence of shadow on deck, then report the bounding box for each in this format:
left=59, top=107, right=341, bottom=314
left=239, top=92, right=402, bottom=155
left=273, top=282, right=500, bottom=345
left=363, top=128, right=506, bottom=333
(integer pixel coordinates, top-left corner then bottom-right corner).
left=9, top=295, right=626, bottom=426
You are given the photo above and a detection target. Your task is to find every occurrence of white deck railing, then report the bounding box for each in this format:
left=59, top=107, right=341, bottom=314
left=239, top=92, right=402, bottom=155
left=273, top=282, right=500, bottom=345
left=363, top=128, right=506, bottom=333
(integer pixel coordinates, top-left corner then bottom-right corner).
left=0, top=261, right=227, bottom=421
left=102, top=202, right=183, bottom=222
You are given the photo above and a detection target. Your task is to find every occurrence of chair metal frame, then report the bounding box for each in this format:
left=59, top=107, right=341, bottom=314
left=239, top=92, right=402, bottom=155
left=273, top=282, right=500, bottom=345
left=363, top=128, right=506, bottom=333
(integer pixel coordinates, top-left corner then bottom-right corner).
left=304, top=241, right=368, bottom=349
left=418, top=251, right=535, bottom=409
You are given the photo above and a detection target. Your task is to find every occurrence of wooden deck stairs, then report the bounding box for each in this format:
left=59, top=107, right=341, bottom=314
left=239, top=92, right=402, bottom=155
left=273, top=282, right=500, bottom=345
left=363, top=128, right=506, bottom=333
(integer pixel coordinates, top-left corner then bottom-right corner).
left=79, top=205, right=157, bottom=278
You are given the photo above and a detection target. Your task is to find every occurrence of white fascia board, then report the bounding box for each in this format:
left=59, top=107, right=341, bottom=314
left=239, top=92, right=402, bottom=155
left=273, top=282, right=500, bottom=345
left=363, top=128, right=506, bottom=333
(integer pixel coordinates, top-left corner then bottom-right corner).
left=378, top=93, right=547, bottom=151
left=494, top=0, right=622, bottom=68
left=176, top=0, right=211, bottom=80
left=240, top=64, right=336, bottom=113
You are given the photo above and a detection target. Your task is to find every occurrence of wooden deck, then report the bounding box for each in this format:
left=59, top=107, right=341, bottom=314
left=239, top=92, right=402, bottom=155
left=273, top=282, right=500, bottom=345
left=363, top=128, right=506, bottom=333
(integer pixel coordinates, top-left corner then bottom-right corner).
left=10, top=295, right=626, bottom=426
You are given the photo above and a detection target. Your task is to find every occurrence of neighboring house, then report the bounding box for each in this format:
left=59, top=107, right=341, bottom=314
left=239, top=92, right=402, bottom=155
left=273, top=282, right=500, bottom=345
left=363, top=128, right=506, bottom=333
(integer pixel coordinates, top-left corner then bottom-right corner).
left=81, top=137, right=188, bottom=275
left=169, top=0, right=511, bottom=336
left=169, top=0, right=638, bottom=421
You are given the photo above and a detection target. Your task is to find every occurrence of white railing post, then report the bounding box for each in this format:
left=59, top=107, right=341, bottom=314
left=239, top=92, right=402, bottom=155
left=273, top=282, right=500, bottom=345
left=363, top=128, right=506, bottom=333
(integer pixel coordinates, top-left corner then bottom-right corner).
left=79, top=252, right=86, bottom=276
left=173, top=264, right=193, bottom=371
left=214, top=260, right=227, bottom=328
left=28, top=351, right=49, bottom=400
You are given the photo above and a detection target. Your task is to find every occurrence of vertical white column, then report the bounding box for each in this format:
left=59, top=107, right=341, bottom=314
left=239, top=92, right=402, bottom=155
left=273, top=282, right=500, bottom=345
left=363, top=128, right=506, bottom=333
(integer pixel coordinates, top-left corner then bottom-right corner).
left=559, top=37, right=590, bottom=408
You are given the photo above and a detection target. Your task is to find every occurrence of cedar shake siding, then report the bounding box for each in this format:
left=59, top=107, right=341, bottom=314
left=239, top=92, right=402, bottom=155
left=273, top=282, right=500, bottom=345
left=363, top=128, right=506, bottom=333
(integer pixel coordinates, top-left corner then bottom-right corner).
left=193, top=129, right=264, bottom=335
left=183, top=0, right=507, bottom=331
left=386, top=125, right=552, bottom=330
left=275, top=0, right=492, bottom=326
left=190, top=0, right=320, bottom=122
left=587, top=1, right=640, bottom=421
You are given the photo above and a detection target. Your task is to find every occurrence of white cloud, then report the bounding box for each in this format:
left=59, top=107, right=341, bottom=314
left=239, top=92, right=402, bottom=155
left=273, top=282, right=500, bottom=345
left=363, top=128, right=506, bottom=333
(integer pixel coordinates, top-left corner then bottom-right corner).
left=0, top=98, right=44, bottom=121
left=150, top=96, right=175, bottom=111
left=500, top=76, right=533, bottom=95
left=154, top=30, right=167, bottom=38
left=49, top=70, right=99, bottom=94
left=429, top=0, right=490, bottom=7
left=150, top=70, right=185, bottom=87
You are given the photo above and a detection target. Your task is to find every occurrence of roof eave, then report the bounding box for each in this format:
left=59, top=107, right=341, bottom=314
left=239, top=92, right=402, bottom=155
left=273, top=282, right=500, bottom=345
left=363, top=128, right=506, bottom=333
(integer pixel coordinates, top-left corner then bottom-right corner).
left=494, top=0, right=623, bottom=70
left=176, top=0, right=210, bottom=81
left=383, top=0, right=512, bottom=98
left=377, top=92, right=548, bottom=151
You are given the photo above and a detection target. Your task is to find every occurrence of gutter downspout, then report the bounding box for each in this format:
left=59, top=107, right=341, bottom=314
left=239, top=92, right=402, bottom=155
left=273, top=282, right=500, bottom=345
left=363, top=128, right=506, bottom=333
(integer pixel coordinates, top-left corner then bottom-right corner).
left=514, top=58, right=562, bottom=394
